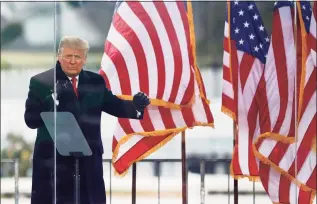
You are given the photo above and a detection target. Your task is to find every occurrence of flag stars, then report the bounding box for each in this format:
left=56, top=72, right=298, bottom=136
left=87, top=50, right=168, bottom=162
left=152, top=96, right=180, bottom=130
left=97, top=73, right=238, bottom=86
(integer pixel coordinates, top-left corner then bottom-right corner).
left=265, top=37, right=270, bottom=42
left=244, top=21, right=250, bottom=28
left=306, top=16, right=310, bottom=21
left=302, top=5, right=306, bottom=10
left=238, top=9, right=244, bottom=16
left=229, top=2, right=269, bottom=62
left=249, top=33, right=255, bottom=40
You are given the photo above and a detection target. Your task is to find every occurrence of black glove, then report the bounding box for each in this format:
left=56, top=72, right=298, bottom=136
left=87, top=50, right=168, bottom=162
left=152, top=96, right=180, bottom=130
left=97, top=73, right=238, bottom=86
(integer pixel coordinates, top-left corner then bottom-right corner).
left=133, top=92, right=150, bottom=111
left=42, top=80, right=74, bottom=112
left=42, top=93, right=55, bottom=112
left=56, top=80, right=72, bottom=101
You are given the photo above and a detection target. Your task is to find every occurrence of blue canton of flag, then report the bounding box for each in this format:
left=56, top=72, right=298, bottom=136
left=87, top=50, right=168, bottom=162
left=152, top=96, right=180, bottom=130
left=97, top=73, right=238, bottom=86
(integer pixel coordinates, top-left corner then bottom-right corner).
left=273, top=1, right=294, bottom=10
left=228, top=0, right=270, bottom=64
left=299, top=1, right=312, bottom=33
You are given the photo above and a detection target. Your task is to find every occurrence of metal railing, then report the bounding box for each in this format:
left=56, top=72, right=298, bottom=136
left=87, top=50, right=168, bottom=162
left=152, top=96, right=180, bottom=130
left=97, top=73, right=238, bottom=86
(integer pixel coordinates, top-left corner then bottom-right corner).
left=1, top=158, right=260, bottom=204
left=1, top=159, right=19, bottom=204
left=103, top=159, right=183, bottom=204
left=102, top=158, right=256, bottom=204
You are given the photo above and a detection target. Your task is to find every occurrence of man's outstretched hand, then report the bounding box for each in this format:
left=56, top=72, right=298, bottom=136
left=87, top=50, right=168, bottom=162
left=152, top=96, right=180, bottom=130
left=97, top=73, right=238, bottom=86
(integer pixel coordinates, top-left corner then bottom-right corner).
left=133, top=92, right=150, bottom=111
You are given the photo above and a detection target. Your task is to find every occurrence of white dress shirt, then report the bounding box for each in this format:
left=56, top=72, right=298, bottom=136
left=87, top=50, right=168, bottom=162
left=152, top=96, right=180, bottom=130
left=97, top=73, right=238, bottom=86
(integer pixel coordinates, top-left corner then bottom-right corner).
left=68, top=75, right=79, bottom=88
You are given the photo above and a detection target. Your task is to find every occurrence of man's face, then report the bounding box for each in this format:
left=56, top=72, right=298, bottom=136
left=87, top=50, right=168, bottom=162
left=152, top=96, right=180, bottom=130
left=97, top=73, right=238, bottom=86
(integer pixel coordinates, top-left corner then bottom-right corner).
left=58, top=47, right=87, bottom=77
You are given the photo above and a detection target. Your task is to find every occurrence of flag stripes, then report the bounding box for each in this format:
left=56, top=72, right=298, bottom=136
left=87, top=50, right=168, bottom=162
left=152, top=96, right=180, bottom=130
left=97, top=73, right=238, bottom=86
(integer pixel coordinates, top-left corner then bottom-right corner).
left=100, top=1, right=214, bottom=175
left=253, top=2, right=316, bottom=203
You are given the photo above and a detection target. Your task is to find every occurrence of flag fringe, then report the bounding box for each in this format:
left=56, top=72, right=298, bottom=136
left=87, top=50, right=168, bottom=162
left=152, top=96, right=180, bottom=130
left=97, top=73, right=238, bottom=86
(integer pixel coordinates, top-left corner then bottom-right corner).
left=221, top=105, right=236, bottom=121
left=112, top=121, right=214, bottom=176
left=253, top=132, right=316, bottom=193
left=255, top=132, right=296, bottom=144
left=312, top=136, right=316, bottom=153
left=117, top=95, right=195, bottom=110
left=187, top=1, right=210, bottom=105
left=310, top=191, right=316, bottom=204
left=296, top=1, right=308, bottom=120
left=229, top=148, right=260, bottom=182
left=113, top=130, right=179, bottom=177
left=271, top=180, right=316, bottom=204
left=230, top=174, right=261, bottom=182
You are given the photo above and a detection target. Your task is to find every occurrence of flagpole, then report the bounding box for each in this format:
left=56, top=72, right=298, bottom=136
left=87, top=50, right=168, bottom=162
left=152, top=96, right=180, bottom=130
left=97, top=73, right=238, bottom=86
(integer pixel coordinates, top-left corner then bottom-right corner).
left=227, top=1, right=238, bottom=202
left=132, top=163, right=137, bottom=204
left=182, top=131, right=188, bottom=204
left=233, top=122, right=238, bottom=204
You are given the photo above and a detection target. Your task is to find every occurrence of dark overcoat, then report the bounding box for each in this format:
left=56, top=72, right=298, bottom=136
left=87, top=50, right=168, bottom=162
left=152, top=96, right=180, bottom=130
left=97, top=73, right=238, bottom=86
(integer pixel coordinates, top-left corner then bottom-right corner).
left=24, top=61, right=142, bottom=204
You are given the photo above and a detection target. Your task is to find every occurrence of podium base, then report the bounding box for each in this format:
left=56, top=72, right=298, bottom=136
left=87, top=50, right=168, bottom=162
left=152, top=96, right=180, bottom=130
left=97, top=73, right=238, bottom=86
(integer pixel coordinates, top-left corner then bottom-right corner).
left=70, top=152, right=84, bottom=204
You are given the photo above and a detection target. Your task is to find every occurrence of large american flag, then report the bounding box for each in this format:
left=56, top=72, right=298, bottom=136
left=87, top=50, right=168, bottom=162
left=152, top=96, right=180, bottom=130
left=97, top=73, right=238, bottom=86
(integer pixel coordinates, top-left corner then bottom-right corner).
left=99, top=1, right=214, bottom=175
left=253, top=1, right=316, bottom=203
left=222, top=0, right=270, bottom=180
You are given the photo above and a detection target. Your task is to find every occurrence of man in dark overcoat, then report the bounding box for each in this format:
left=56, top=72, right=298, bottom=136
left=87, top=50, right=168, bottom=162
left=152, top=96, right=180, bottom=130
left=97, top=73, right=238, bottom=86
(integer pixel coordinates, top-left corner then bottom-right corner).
left=24, top=36, right=150, bottom=204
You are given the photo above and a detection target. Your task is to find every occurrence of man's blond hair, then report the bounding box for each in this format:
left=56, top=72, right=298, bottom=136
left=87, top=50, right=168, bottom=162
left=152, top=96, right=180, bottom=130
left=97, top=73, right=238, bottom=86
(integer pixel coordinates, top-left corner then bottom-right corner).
left=58, top=36, right=90, bottom=56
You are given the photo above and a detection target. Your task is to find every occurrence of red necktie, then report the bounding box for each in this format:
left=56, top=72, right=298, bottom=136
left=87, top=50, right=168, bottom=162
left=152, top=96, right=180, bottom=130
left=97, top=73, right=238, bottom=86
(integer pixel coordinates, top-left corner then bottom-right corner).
left=71, top=77, right=78, bottom=97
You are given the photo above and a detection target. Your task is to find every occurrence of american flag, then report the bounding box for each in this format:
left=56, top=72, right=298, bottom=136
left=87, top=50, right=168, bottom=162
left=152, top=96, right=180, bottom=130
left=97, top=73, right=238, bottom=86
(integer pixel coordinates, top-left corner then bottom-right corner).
left=222, top=0, right=270, bottom=180
left=99, top=1, right=214, bottom=175
left=253, top=1, right=316, bottom=203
